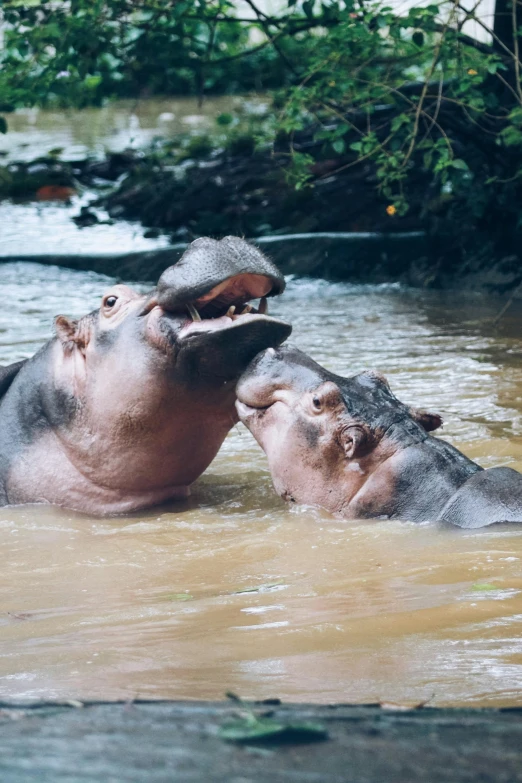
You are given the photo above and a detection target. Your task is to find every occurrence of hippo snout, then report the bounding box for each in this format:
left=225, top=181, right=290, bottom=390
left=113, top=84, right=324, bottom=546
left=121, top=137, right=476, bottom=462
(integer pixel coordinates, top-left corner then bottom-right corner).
left=156, top=236, right=285, bottom=316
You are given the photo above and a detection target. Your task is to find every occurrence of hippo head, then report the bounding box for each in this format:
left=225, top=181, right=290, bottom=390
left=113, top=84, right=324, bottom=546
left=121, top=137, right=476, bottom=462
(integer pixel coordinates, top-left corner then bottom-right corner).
left=236, top=346, right=441, bottom=514
left=40, top=238, right=291, bottom=512
left=56, top=236, right=290, bottom=385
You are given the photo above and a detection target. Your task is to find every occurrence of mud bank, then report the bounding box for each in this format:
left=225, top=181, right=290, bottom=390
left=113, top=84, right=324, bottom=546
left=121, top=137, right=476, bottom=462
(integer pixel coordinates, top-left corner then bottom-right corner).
left=1, top=700, right=522, bottom=782
left=1, top=138, right=521, bottom=294
left=2, top=231, right=521, bottom=295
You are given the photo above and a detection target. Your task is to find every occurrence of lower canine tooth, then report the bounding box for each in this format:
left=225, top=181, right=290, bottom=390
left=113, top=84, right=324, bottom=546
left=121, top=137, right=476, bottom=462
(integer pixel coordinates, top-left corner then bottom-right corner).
left=258, top=297, right=268, bottom=314
left=226, top=305, right=236, bottom=317
left=186, top=303, right=201, bottom=322
left=241, top=304, right=253, bottom=314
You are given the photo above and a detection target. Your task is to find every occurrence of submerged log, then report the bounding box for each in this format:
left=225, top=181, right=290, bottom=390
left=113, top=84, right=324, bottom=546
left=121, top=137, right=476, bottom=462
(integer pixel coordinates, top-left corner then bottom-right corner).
left=2, top=230, right=522, bottom=295
left=1, top=700, right=522, bottom=782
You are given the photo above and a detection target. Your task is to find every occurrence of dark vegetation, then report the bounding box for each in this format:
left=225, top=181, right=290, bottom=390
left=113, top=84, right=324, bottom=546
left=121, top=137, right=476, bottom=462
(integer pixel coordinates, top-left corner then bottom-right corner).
left=1, top=0, right=522, bottom=280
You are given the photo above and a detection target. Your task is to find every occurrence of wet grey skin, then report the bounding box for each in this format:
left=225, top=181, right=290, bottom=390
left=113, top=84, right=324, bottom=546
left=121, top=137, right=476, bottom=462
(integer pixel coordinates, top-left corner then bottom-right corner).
left=236, top=345, right=522, bottom=529
left=154, top=236, right=285, bottom=314
left=0, top=237, right=292, bottom=513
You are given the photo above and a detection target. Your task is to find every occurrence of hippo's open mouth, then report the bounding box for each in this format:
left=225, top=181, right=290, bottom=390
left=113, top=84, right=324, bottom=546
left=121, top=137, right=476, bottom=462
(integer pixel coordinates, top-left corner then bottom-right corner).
left=177, top=272, right=280, bottom=337
left=178, top=272, right=291, bottom=354
left=141, top=237, right=291, bottom=378
left=144, top=270, right=290, bottom=342
left=142, top=270, right=277, bottom=319
left=184, top=272, right=273, bottom=319
left=143, top=273, right=291, bottom=380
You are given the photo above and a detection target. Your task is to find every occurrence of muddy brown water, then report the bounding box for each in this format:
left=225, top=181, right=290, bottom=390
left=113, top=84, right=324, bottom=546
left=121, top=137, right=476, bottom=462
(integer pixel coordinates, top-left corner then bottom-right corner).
left=0, top=95, right=267, bottom=162
left=1, top=262, right=522, bottom=706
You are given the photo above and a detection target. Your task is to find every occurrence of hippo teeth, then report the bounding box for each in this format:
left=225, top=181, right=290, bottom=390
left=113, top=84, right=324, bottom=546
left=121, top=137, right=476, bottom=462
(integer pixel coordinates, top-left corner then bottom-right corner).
left=186, top=303, right=202, bottom=322
left=188, top=299, right=267, bottom=321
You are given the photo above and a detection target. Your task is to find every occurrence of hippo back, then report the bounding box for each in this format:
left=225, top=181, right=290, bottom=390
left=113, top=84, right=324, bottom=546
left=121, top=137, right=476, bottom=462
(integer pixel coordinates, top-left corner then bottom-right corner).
left=438, top=466, right=522, bottom=528
left=0, top=361, right=26, bottom=400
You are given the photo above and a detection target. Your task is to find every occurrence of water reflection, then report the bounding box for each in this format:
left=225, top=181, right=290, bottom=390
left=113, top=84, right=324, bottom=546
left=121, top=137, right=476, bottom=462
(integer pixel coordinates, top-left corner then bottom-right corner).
left=1, top=263, right=522, bottom=706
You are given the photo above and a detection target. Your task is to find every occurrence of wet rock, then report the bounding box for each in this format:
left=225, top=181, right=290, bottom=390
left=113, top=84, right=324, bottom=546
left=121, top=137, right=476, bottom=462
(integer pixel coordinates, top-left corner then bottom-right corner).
left=72, top=208, right=99, bottom=227
left=85, top=150, right=139, bottom=182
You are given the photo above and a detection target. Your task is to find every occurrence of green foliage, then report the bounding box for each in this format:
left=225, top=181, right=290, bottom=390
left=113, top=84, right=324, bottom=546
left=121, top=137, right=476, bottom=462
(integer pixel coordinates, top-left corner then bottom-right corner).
left=259, top=0, right=522, bottom=215
left=0, top=0, right=305, bottom=107
left=1, top=0, right=522, bottom=237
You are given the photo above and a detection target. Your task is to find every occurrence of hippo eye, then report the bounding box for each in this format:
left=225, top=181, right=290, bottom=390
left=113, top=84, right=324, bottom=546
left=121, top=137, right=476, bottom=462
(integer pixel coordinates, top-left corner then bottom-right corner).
left=312, top=395, right=322, bottom=411
left=104, top=295, right=118, bottom=309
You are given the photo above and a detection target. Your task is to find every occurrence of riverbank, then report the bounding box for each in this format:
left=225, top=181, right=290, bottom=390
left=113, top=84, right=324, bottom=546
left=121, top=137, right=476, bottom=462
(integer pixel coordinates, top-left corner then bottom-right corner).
left=0, top=124, right=520, bottom=295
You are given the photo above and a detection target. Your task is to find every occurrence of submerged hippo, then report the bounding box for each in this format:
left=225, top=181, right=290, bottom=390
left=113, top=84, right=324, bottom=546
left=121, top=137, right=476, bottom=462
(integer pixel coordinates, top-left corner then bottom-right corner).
left=236, top=346, right=522, bottom=528
left=0, top=237, right=291, bottom=514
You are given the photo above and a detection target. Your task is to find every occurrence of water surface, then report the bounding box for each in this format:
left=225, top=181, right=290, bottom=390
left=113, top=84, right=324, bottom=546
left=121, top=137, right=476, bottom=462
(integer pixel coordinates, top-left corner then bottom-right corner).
left=1, top=95, right=263, bottom=161
left=1, top=263, right=522, bottom=706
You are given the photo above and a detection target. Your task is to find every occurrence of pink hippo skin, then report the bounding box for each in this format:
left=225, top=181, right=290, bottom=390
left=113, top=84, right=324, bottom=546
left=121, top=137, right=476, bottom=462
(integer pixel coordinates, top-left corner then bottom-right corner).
left=0, top=237, right=291, bottom=514
left=236, top=346, right=522, bottom=528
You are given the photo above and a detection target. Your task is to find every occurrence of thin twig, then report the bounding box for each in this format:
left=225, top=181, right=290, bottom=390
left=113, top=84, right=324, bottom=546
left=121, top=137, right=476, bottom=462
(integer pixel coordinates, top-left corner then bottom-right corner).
left=421, top=70, right=445, bottom=142
left=492, top=280, right=522, bottom=326
left=512, top=0, right=522, bottom=103
left=401, top=0, right=460, bottom=169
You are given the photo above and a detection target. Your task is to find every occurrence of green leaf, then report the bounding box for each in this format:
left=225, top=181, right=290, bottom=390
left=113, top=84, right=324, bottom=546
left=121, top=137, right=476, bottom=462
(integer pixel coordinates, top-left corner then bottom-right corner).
left=486, top=59, right=507, bottom=74
left=509, top=107, right=522, bottom=125
left=391, top=113, right=411, bottom=132
left=84, top=75, right=102, bottom=90
left=412, top=30, right=424, bottom=47
left=219, top=717, right=328, bottom=744
left=450, top=158, right=469, bottom=170
left=471, top=582, right=498, bottom=591
left=500, top=127, right=522, bottom=147
left=216, top=112, right=234, bottom=126
left=302, top=0, right=315, bottom=18
left=332, top=139, right=345, bottom=154
left=349, top=141, right=363, bottom=152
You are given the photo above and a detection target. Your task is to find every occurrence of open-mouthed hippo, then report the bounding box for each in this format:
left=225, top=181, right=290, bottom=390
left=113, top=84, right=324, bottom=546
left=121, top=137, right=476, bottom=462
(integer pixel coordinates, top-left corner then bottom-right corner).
left=236, top=346, right=522, bottom=528
left=0, top=237, right=291, bottom=514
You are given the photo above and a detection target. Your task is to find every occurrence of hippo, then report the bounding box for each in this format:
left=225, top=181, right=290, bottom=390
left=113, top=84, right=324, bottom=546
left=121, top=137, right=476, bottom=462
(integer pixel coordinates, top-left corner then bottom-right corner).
left=0, top=237, right=291, bottom=515
left=236, top=346, right=522, bottom=528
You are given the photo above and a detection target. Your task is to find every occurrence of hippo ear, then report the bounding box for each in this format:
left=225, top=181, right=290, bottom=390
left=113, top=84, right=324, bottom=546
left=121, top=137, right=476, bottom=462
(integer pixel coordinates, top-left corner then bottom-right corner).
left=55, top=316, right=88, bottom=353
left=409, top=407, right=443, bottom=432
left=55, top=315, right=78, bottom=343
left=340, top=423, right=377, bottom=460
